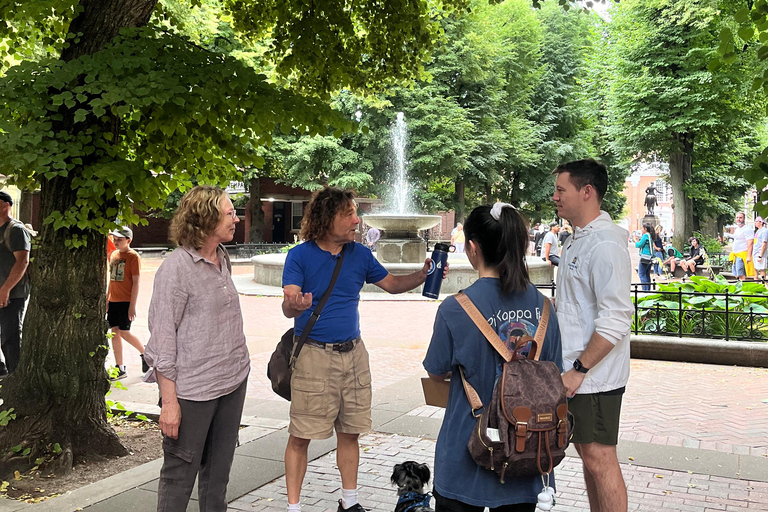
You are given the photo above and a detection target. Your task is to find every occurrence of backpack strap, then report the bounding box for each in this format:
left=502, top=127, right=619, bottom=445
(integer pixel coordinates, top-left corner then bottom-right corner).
left=530, top=297, right=551, bottom=361
left=3, top=218, right=23, bottom=253
left=455, top=292, right=514, bottom=362
left=454, top=291, right=552, bottom=414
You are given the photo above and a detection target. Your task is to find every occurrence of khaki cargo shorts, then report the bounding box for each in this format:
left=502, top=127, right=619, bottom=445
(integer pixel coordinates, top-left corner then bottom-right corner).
left=288, top=338, right=372, bottom=440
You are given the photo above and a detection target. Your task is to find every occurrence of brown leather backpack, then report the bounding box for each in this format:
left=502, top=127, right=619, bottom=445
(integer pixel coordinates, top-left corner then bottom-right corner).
left=456, top=292, right=572, bottom=483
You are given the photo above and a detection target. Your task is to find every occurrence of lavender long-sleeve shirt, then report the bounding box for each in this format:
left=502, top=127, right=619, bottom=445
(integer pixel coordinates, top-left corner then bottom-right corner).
left=143, top=246, right=250, bottom=401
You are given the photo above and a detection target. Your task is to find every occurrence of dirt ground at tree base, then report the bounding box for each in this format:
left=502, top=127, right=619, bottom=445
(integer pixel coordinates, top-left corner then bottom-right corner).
left=0, top=417, right=163, bottom=504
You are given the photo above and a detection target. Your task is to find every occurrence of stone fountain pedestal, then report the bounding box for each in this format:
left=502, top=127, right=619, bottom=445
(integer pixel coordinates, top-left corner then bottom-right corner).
left=363, top=214, right=442, bottom=264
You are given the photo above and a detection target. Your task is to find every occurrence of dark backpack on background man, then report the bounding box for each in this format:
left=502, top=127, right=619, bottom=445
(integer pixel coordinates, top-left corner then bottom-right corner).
left=456, top=292, right=573, bottom=482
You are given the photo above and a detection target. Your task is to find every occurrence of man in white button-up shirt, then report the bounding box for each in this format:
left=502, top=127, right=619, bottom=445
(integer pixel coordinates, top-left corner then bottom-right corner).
left=551, top=159, right=633, bottom=512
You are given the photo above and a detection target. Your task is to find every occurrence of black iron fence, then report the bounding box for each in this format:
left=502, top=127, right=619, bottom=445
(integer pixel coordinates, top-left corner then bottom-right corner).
left=707, top=252, right=731, bottom=269
left=534, top=281, right=768, bottom=342
left=223, top=243, right=289, bottom=258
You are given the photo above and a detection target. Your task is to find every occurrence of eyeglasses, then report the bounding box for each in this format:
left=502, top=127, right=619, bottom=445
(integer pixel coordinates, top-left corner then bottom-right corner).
left=224, top=210, right=238, bottom=219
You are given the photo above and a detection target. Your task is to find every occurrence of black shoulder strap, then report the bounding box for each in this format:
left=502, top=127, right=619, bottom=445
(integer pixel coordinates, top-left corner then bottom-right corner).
left=291, top=244, right=347, bottom=362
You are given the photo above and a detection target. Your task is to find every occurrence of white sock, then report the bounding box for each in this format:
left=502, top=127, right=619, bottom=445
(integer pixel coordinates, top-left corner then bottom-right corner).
left=287, top=502, right=301, bottom=512
left=118, top=365, right=126, bottom=371
left=341, top=488, right=358, bottom=509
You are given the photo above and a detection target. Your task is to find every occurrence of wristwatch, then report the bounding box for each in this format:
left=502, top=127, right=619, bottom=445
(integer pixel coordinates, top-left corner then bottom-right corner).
left=573, top=359, right=589, bottom=374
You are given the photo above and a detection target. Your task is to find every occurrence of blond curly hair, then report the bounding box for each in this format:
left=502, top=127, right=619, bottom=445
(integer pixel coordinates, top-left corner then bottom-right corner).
left=169, top=186, right=227, bottom=249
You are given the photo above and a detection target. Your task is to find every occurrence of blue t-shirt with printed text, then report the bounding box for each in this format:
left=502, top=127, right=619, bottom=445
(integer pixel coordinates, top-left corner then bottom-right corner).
left=282, top=241, right=389, bottom=343
left=423, top=278, right=563, bottom=507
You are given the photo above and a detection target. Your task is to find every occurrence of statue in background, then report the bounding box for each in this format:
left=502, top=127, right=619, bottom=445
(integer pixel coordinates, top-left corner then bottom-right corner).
left=644, top=182, right=658, bottom=215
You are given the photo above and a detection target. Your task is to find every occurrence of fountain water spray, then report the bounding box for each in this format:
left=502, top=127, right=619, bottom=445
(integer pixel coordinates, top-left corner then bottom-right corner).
left=363, top=112, right=441, bottom=264
left=390, top=112, right=412, bottom=214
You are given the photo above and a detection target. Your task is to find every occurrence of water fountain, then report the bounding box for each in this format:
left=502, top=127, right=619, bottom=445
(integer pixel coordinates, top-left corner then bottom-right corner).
left=251, top=112, right=553, bottom=294
left=363, top=112, right=441, bottom=264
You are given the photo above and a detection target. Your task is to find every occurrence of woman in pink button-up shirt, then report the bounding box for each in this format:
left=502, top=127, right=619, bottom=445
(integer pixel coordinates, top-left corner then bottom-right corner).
left=144, top=185, right=250, bottom=512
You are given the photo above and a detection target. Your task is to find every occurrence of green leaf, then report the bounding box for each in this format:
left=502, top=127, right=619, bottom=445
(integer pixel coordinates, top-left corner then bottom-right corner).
left=738, top=27, right=755, bottom=41
left=735, top=7, right=751, bottom=24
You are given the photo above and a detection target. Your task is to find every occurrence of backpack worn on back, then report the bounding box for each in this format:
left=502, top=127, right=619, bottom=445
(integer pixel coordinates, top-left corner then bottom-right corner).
left=456, top=292, right=573, bottom=483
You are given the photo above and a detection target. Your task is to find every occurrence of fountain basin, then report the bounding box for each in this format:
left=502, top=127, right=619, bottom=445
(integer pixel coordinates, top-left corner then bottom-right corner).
left=363, top=214, right=442, bottom=264
left=252, top=252, right=554, bottom=295
left=363, top=214, right=442, bottom=238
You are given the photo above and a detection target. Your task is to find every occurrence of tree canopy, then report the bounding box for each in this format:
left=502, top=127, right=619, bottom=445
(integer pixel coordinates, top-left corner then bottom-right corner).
left=605, top=0, right=765, bottom=244
left=0, top=0, right=482, bottom=477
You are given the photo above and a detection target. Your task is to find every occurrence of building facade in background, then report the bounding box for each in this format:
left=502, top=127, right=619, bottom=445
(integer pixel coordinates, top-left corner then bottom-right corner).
left=622, top=162, right=674, bottom=236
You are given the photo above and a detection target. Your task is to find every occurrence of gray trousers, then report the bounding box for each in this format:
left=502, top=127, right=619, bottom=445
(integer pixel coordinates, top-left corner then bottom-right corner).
left=157, top=378, right=247, bottom=512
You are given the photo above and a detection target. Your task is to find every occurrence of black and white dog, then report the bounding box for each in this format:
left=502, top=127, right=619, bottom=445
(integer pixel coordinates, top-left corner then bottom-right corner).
left=391, top=461, right=434, bottom=512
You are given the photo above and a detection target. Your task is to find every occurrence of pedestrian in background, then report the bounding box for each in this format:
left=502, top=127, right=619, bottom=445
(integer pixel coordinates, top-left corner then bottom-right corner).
left=754, top=217, right=768, bottom=280
left=144, top=185, right=250, bottom=512
left=365, top=226, right=380, bottom=252
left=0, top=190, right=30, bottom=377
left=635, top=223, right=654, bottom=291
left=541, top=221, right=560, bottom=266
left=452, top=223, right=465, bottom=253
left=106, top=227, right=147, bottom=380
left=680, top=237, right=706, bottom=277
left=730, top=212, right=754, bottom=281
left=653, top=225, right=664, bottom=277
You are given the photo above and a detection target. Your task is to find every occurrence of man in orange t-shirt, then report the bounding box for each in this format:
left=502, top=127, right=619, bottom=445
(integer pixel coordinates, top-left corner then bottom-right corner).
left=107, top=227, right=146, bottom=380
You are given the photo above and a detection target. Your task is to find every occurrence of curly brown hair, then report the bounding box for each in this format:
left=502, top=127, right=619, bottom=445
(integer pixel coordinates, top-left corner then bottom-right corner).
left=300, top=187, right=357, bottom=241
left=169, top=186, right=227, bottom=249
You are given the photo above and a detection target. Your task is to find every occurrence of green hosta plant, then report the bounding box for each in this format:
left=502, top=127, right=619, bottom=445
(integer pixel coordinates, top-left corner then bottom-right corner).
left=634, top=276, right=768, bottom=340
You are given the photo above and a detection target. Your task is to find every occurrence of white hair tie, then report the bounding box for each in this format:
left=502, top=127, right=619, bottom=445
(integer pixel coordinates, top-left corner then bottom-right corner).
left=490, top=202, right=514, bottom=221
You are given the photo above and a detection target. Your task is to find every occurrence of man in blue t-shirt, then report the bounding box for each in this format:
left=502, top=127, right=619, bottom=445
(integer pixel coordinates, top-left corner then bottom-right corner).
left=282, top=187, right=444, bottom=512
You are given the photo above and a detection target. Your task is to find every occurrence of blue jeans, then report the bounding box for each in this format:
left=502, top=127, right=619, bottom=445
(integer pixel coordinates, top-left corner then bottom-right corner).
left=638, top=260, right=652, bottom=291
left=0, top=298, right=26, bottom=374
left=733, top=257, right=746, bottom=277
left=654, top=251, right=664, bottom=275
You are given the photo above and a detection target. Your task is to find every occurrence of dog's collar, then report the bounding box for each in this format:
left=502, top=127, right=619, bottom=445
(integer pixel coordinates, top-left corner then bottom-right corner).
left=396, top=492, right=432, bottom=512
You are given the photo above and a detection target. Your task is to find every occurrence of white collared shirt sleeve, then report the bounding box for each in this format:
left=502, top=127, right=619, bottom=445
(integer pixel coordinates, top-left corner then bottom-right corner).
left=589, top=240, right=633, bottom=346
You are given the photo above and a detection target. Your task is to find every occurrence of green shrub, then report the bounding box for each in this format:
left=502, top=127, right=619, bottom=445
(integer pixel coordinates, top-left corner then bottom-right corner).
left=634, top=275, right=768, bottom=340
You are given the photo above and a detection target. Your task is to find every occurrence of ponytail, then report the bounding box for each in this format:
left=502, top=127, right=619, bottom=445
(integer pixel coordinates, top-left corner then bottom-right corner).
left=464, top=204, right=530, bottom=294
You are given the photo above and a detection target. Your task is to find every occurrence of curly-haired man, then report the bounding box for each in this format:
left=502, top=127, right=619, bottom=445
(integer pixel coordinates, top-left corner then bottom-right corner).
left=281, top=186, right=443, bottom=512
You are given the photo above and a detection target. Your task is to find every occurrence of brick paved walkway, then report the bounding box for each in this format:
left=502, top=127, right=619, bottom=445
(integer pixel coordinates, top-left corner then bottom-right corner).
left=230, top=432, right=768, bottom=512
left=116, top=261, right=768, bottom=512
left=123, top=262, right=768, bottom=457
left=621, top=360, right=768, bottom=457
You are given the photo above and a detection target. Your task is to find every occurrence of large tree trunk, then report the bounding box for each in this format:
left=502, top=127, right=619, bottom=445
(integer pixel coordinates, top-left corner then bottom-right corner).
left=698, top=216, right=717, bottom=239
left=669, top=132, right=694, bottom=251
left=455, top=179, right=466, bottom=225
left=17, top=190, right=34, bottom=225
left=249, top=176, right=265, bottom=243
left=0, top=0, right=158, bottom=478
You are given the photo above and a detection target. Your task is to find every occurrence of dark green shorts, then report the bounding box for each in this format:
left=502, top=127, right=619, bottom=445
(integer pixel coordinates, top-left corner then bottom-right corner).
left=569, top=392, right=624, bottom=445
